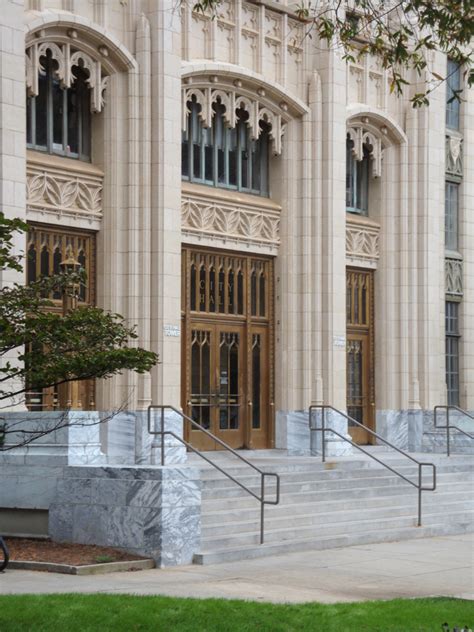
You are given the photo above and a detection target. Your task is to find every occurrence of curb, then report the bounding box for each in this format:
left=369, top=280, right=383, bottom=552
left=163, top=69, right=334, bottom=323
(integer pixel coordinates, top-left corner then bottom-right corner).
left=8, top=559, right=155, bottom=575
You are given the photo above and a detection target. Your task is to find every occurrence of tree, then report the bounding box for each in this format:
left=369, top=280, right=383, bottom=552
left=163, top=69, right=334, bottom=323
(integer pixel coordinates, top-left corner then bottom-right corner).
left=0, top=213, right=158, bottom=450
left=192, top=0, right=473, bottom=107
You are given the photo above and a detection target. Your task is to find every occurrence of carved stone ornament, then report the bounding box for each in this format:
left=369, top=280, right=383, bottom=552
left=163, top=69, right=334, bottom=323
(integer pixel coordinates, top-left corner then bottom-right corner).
left=445, top=134, right=463, bottom=178
left=182, top=84, right=287, bottom=155
left=445, top=257, right=463, bottom=296
left=182, top=190, right=280, bottom=250
left=346, top=221, right=380, bottom=265
left=27, top=162, right=103, bottom=223
left=347, top=124, right=383, bottom=178
left=26, top=41, right=109, bottom=113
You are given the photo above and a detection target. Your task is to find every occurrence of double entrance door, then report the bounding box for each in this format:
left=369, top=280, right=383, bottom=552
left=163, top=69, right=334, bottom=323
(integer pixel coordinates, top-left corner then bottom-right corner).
left=182, top=248, right=273, bottom=450
left=346, top=269, right=375, bottom=444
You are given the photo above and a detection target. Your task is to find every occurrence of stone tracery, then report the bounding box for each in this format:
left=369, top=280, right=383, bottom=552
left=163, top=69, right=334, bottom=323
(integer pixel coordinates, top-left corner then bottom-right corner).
left=182, top=82, right=287, bottom=155
left=26, top=40, right=109, bottom=113
left=347, top=124, right=384, bottom=178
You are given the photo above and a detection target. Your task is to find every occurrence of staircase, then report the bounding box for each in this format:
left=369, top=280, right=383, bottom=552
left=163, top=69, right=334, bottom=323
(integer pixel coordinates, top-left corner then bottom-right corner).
left=190, top=450, right=474, bottom=564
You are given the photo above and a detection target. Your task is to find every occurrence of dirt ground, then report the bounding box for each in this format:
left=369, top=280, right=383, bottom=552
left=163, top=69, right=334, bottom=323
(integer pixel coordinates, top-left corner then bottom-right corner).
left=5, top=538, right=150, bottom=566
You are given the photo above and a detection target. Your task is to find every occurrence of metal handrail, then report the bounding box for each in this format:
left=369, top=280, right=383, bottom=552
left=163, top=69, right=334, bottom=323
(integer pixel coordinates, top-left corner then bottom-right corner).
left=147, top=405, right=280, bottom=545
left=309, top=405, right=436, bottom=526
left=434, top=405, right=474, bottom=457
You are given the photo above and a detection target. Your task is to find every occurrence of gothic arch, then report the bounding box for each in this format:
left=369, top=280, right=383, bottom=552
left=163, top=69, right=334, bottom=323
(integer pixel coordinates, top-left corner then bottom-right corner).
left=182, top=61, right=309, bottom=156
left=25, top=12, right=137, bottom=113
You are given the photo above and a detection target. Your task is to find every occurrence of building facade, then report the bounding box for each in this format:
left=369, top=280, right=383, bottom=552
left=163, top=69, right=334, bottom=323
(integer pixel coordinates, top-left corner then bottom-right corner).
left=0, top=0, right=472, bottom=457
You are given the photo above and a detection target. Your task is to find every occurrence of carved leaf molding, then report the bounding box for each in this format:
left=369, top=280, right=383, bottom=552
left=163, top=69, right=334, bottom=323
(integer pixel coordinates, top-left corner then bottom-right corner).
left=346, top=224, right=380, bottom=262
left=445, top=257, right=463, bottom=296
left=182, top=195, right=280, bottom=247
left=445, top=135, right=463, bottom=178
left=27, top=168, right=103, bottom=218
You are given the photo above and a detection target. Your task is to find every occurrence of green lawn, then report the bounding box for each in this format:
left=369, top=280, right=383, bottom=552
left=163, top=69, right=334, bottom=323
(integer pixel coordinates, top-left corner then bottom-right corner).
left=0, top=595, right=472, bottom=631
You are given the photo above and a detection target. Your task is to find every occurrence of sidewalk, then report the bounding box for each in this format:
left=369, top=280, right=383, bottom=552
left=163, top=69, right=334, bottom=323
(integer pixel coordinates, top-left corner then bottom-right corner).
left=1, top=534, right=473, bottom=604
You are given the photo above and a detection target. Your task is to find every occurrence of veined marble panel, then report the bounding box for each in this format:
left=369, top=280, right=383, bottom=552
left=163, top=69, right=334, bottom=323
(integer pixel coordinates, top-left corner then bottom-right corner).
left=276, top=409, right=352, bottom=457
left=50, top=465, right=202, bottom=567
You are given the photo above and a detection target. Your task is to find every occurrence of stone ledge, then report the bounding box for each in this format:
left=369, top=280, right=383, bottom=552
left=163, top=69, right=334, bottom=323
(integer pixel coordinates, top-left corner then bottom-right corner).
left=8, top=558, right=155, bottom=575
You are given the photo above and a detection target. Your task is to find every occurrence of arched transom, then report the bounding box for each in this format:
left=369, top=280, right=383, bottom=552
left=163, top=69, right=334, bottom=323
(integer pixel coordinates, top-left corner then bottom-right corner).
left=347, top=122, right=387, bottom=178
left=26, top=37, right=110, bottom=113
left=182, top=76, right=292, bottom=156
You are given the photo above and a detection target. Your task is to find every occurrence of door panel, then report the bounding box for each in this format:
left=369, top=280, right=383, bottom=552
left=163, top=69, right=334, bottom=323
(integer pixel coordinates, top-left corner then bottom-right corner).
left=346, top=333, right=371, bottom=444
left=182, top=247, right=274, bottom=450
left=188, top=323, right=245, bottom=450
left=346, top=269, right=375, bottom=444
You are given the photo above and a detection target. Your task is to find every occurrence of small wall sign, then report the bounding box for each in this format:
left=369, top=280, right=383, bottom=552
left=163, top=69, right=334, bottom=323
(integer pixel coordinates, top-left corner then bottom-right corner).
left=164, top=324, right=180, bottom=337
left=333, top=335, right=346, bottom=348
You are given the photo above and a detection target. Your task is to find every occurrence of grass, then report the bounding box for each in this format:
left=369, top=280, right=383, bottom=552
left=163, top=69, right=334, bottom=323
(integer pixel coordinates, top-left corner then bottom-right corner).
left=0, top=594, right=472, bottom=631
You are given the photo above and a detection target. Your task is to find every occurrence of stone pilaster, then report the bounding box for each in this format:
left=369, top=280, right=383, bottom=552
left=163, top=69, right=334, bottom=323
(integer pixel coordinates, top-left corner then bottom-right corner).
left=146, top=0, right=182, bottom=407
left=0, top=1, right=27, bottom=410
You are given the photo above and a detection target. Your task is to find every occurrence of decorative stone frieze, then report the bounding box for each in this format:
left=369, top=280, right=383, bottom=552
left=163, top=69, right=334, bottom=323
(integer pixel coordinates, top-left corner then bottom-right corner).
left=346, top=217, right=380, bottom=267
left=445, top=134, right=463, bottom=178
left=347, top=124, right=384, bottom=177
left=26, top=41, right=109, bottom=113
left=183, top=2, right=305, bottom=95
left=445, top=257, right=463, bottom=297
left=181, top=184, right=280, bottom=252
left=27, top=153, right=103, bottom=226
left=182, top=83, right=287, bottom=155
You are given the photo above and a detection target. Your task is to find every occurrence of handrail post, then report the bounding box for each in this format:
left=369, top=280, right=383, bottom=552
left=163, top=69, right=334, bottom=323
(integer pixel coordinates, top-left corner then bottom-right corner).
left=260, top=475, right=265, bottom=545
left=322, top=406, right=326, bottom=463
left=446, top=406, right=450, bottom=457
left=417, top=465, right=422, bottom=527
left=161, top=406, right=165, bottom=466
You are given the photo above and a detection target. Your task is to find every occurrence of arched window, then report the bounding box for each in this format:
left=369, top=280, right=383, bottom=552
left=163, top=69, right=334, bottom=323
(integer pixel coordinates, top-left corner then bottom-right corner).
left=182, top=98, right=270, bottom=196
left=346, top=134, right=370, bottom=215
left=26, top=50, right=91, bottom=161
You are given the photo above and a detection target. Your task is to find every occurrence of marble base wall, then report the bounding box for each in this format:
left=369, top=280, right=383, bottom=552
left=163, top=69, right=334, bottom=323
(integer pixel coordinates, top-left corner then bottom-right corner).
left=0, top=411, right=105, bottom=466
left=376, top=409, right=473, bottom=454
left=49, top=465, right=201, bottom=567
left=421, top=409, right=474, bottom=454
left=139, top=409, right=187, bottom=465
left=276, top=409, right=352, bottom=457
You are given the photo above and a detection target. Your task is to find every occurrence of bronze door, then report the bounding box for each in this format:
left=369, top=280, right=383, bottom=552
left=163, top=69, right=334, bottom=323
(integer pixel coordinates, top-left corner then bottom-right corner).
left=346, top=269, right=375, bottom=444
left=188, top=322, right=245, bottom=450
left=25, top=224, right=96, bottom=411
left=182, top=247, right=274, bottom=450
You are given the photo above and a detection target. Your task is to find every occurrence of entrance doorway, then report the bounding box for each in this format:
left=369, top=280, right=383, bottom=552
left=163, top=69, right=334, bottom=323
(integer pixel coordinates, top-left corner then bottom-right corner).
left=346, top=269, right=375, bottom=444
left=182, top=247, right=274, bottom=450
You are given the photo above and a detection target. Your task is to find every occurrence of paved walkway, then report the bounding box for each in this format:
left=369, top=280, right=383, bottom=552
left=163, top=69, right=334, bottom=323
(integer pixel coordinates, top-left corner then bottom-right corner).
left=1, top=534, right=473, bottom=603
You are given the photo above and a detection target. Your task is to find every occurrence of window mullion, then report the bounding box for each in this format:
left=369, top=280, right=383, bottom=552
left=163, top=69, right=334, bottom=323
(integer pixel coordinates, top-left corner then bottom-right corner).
left=31, top=97, right=36, bottom=148
left=63, top=88, right=68, bottom=155
left=189, top=106, right=194, bottom=181
left=237, top=122, right=242, bottom=191
left=47, top=65, right=53, bottom=153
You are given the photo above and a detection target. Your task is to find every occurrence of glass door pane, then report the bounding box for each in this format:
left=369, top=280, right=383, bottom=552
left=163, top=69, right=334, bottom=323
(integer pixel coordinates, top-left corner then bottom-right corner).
left=190, top=328, right=212, bottom=430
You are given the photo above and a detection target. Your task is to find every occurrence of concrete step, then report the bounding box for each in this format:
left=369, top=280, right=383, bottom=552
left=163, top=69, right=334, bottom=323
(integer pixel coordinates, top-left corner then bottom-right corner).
left=201, top=489, right=472, bottom=526
left=201, top=480, right=473, bottom=510
left=199, top=463, right=473, bottom=489
left=199, top=511, right=474, bottom=550
left=201, top=471, right=471, bottom=497
left=201, top=499, right=473, bottom=534
left=193, top=450, right=473, bottom=565
left=193, top=521, right=473, bottom=565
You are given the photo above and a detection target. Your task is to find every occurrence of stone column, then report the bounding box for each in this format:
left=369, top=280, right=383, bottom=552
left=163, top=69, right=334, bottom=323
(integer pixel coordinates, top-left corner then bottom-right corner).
left=146, top=0, right=182, bottom=409
left=0, top=1, right=27, bottom=410
left=315, top=47, right=351, bottom=456
left=460, top=72, right=474, bottom=412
